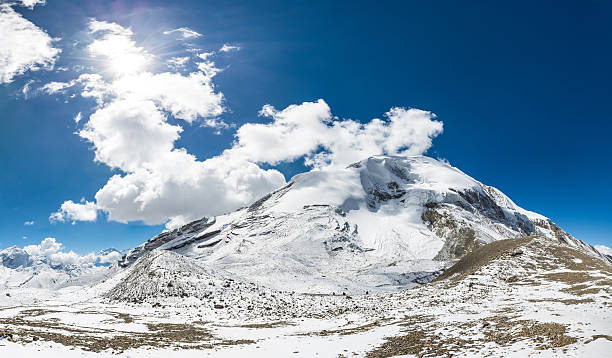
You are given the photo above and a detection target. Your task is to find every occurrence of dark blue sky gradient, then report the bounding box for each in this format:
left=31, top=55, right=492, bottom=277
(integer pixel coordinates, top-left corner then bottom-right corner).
left=1, top=0, right=610, bottom=252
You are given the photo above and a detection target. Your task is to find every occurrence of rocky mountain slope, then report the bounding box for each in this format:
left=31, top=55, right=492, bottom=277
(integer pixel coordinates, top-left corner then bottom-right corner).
left=118, top=155, right=609, bottom=293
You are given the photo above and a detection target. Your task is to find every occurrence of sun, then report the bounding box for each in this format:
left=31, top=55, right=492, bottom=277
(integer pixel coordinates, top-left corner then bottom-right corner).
left=108, top=52, right=148, bottom=75
left=87, top=26, right=151, bottom=76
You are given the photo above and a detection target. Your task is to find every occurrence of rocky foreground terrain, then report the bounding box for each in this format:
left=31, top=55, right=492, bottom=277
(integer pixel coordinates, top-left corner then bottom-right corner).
left=1, top=235, right=610, bottom=357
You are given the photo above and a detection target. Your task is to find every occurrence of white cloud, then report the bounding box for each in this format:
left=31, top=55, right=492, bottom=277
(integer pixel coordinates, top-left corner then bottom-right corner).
left=21, top=79, right=34, bottom=97
left=24, top=220, right=34, bottom=226
left=197, top=51, right=213, bottom=60
left=40, top=74, right=107, bottom=104
left=163, top=27, right=202, bottom=39
left=196, top=54, right=221, bottom=78
left=226, top=99, right=443, bottom=169
left=97, top=250, right=122, bottom=264
left=595, top=245, right=612, bottom=256
left=41, top=80, right=74, bottom=94
left=0, top=4, right=60, bottom=83
left=79, top=99, right=182, bottom=171
left=74, top=112, right=82, bottom=124
left=77, top=88, right=284, bottom=225
left=219, top=44, right=240, bottom=53
left=24, top=237, right=61, bottom=256
left=166, top=56, right=189, bottom=70
left=47, top=20, right=284, bottom=227
left=19, top=0, right=46, bottom=9
left=77, top=73, right=108, bottom=103
left=76, top=98, right=441, bottom=227
left=111, top=71, right=225, bottom=123
left=46, top=20, right=444, bottom=231
left=49, top=200, right=98, bottom=223
left=89, top=19, right=132, bottom=36
left=164, top=215, right=188, bottom=231
left=21, top=237, right=121, bottom=266
left=94, top=154, right=285, bottom=226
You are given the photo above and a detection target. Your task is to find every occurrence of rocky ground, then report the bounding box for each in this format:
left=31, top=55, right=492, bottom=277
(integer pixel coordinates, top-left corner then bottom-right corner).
left=0, top=235, right=610, bottom=357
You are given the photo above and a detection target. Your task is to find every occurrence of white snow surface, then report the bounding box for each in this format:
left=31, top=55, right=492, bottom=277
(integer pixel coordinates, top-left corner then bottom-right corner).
left=1, top=236, right=610, bottom=357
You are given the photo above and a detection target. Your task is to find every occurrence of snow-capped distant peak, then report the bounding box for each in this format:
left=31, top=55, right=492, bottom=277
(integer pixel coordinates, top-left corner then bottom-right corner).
left=0, top=239, right=122, bottom=290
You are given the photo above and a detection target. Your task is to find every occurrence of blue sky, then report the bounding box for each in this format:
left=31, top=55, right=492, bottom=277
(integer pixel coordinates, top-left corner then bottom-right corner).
left=1, top=0, right=611, bottom=254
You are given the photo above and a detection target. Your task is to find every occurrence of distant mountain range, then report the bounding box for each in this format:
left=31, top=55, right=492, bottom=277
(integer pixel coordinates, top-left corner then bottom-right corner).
left=0, top=246, right=121, bottom=289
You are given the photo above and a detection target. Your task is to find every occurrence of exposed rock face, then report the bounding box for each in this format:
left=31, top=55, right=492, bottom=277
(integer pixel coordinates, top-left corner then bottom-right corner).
left=422, top=208, right=478, bottom=261
left=118, top=218, right=215, bottom=267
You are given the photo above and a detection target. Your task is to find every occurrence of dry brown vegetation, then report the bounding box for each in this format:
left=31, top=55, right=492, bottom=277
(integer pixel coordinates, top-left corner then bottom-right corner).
left=433, top=237, right=533, bottom=282
left=236, top=320, right=294, bottom=329
left=366, top=315, right=578, bottom=358
left=297, top=320, right=386, bottom=337
left=0, top=314, right=254, bottom=352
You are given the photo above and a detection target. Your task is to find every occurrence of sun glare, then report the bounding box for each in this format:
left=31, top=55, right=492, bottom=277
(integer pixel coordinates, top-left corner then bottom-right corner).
left=108, top=52, right=148, bottom=75
left=88, top=29, right=151, bottom=76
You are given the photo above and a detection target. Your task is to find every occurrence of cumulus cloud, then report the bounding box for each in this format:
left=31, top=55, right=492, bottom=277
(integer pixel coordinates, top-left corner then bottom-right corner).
left=163, top=27, right=202, bottom=39
left=46, top=20, right=284, bottom=228
left=111, top=71, right=225, bottom=123
left=0, top=4, right=60, bottom=83
left=70, top=98, right=441, bottom=228
left=225, top=99, right=443, bottom=168
left=595, top=245, right=612, bottom=256
left=19, top=0, right=46, bottom=9
left=80, top=99, right=182, bottom=171
left=219, top=44, right=240, bottom=52
left=94, top=154, right=284, bottom=225
left=24, top=237, right=61, bottom=256
left=49, top=200, right=98, bottom=223
left=24, top=220, right=34, bottom=226
left=46, top=20, right=444, bottom=231
left=21, top=237, right=121, bottom=266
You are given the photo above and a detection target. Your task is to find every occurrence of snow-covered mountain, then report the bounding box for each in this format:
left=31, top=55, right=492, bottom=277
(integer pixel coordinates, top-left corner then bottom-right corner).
left=119, top=155, right=609, bottom=293
left=0, top=245, right=121, bottom=289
